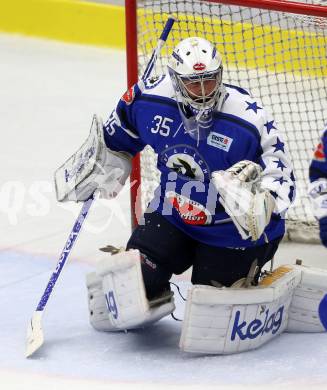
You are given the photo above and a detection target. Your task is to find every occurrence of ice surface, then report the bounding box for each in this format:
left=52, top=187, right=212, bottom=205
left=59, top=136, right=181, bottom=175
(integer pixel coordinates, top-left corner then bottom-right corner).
left=0, top=33, right=327, bottom=390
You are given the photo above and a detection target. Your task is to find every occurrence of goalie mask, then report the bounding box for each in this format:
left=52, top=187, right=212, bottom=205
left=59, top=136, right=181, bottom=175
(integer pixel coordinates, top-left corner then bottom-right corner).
left=167, top=37, right=226, bottom=142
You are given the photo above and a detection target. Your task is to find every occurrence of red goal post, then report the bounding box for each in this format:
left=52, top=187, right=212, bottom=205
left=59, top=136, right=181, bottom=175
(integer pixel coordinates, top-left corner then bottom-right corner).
left=125, top=0, right=327, bottom=242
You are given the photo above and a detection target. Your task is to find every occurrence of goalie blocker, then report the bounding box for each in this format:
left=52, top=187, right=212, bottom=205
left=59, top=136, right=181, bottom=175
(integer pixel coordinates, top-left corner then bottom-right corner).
left=54, top=115, right=132, bottom=202
left=86, top=250, right=327, bottom=354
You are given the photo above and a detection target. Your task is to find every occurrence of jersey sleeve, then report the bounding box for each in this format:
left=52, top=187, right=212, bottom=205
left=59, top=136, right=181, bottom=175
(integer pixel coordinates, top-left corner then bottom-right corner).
left=102, top=83, right=147, bottom=156
left=309, top=128, right=327, bottom=182
left=257, top=110, right=296, bottom=216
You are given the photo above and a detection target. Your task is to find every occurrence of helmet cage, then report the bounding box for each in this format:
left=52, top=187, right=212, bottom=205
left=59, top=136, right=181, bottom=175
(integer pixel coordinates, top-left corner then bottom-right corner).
left=174, top=66, right=223, bottom=110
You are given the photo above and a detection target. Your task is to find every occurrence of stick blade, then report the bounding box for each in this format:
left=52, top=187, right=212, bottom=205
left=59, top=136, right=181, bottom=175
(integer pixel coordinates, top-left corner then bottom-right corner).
left=25, top=311, right=44, bottom=358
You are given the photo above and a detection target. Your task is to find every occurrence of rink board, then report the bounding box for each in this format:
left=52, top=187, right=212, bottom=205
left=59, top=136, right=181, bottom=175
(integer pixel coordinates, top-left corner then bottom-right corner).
left=0, top=0, right=326, bottom=77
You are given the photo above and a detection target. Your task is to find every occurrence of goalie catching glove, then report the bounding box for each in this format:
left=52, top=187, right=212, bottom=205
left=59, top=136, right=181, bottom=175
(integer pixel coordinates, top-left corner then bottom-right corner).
left=212, top=160, right=275, bottom=241
left=54, top=115, right=132, bottom=202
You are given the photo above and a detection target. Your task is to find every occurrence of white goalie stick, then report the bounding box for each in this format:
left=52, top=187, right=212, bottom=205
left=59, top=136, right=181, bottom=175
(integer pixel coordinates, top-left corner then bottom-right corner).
left=25, top=15, right=176, bottom=358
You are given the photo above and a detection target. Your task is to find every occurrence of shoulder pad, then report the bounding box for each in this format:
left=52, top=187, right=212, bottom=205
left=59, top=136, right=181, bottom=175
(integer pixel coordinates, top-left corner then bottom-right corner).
left=224, top=83, right=251, bottom=96
left=323, top=128, right=327, bottom=141
left=143, top=75, right=165, bottom=90
left=314, top=141, right=326, bottom=162
left=221, top=88, right=267, bottom=132
left=120, top=82, right=143, bottom=105
left=141, top=74, right=175, bottom=100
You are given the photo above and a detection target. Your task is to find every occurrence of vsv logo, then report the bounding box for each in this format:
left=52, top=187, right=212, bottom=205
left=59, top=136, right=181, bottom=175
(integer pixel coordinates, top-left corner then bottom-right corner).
left=105, top=291, right=118, bottom=319
left=231, top=306, right=284, bottom=341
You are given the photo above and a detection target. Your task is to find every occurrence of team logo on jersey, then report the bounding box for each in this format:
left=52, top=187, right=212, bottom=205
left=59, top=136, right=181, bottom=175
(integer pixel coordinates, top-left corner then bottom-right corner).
left=160, top=146, right=210, bottom=181
left=144, top=75, right=165, bottom=89
left=121, top=86, right=135, bottom=105
left=171, top=158, right=196, bottom=178
left=166, top=191, right=212, bottom=225
left=193, top=62, right=206, bottom=71
left=207, top=131, right=233, bottom=152
left=314, top=142, right=326, bottom=162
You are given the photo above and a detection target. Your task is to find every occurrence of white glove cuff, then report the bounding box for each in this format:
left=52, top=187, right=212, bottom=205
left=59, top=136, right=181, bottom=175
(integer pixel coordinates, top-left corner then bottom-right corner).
left=308, top=179, right=327, bottom=219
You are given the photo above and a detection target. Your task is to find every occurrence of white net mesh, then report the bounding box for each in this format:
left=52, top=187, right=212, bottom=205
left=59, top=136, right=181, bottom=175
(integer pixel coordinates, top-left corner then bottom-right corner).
left=133, top=0, right=327, bottom=242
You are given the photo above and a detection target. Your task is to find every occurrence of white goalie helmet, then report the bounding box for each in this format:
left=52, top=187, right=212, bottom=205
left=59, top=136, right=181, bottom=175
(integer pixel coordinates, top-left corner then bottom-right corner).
left=167, top=37, right=225, bottom=111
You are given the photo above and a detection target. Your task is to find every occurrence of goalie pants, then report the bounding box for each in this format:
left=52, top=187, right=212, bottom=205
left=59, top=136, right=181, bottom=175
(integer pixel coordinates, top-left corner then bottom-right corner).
left=126, top=211, right=282, bottom=300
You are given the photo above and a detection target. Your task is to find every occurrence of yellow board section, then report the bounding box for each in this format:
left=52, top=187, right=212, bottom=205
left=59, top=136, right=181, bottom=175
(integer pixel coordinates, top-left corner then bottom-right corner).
left=139, top=11, right=327, bottom=77
left=0, top=1, right=326, bottom=77
left=0, top=0, right=125, bottom=49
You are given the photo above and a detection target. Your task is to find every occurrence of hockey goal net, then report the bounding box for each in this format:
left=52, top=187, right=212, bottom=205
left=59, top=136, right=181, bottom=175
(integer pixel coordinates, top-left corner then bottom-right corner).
left=126, top=0, right=327, bottom=243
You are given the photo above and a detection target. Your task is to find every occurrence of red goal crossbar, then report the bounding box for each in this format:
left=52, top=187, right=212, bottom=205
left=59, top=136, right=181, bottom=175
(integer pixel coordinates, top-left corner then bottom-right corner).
left=204, top=0, right=327, bottom=17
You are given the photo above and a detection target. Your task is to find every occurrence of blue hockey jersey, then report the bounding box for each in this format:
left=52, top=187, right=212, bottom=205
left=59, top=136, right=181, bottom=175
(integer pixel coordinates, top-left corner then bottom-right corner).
left=309, top=128, right=327, bottom=182
left=103, top=74, right=295, bottom=248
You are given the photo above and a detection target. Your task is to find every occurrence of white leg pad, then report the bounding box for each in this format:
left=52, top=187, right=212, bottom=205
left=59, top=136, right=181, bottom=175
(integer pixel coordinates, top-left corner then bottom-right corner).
left=180, top=266, right=302, bottom=354
left=287, top=265, right=327, bottom=332
left=91, top=249, right=175, bottom=331
left=86, top=271, right=118, bottom=331
left=180, top=264, right=327, bottom=354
